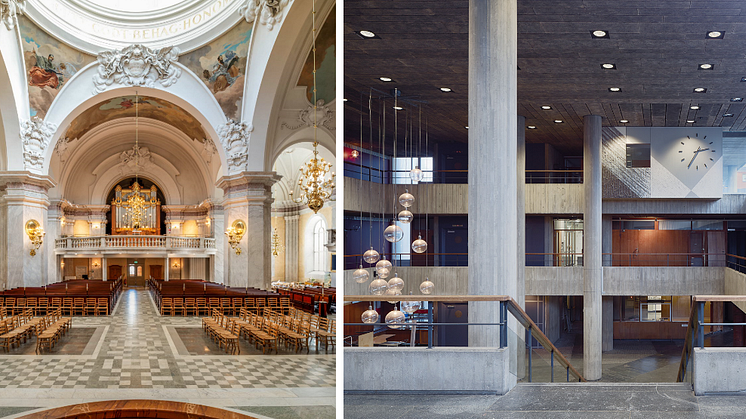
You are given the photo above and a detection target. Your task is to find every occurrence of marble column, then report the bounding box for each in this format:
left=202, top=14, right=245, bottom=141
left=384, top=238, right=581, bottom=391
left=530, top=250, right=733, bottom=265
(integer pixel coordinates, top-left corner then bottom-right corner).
left=217, top=172, right=281, bottom=290
left=102, top=256, right=108, bottom=281
left=517, top=115, right=526, bottom=309
left=284, top=213, right=299, bottom=282
left=211, top=206, right=225, bottom=284
left=468, top=0, right=518, bottom=350
left=46, top=200, right=65, bottom=285
left=583, top=115, right=603, bottom=380
left=164, top=257, right=170, bottom=281
left=0, top=173, right=55, bottom=289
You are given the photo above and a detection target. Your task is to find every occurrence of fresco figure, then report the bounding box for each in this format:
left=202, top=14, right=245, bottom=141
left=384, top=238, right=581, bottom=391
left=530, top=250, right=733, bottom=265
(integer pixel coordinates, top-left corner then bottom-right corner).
left=205, top=51, right=240, bottom=93
left=28, top=51, right=61, bottom=89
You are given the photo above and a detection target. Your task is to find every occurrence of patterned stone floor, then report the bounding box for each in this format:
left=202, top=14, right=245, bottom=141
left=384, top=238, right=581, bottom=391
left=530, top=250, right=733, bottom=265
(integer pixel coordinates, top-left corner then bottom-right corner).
left=0, top=288, right=336, bottom=419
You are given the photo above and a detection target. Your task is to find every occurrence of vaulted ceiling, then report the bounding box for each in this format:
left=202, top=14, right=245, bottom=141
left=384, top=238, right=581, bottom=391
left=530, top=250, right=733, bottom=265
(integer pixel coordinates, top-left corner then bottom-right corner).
left=344, top=0, right=746, bottom=155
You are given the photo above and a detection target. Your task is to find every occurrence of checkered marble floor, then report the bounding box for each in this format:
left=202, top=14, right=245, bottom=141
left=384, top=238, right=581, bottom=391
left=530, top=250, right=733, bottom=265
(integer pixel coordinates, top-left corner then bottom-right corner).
left=0, top=288, right=336, bottom=390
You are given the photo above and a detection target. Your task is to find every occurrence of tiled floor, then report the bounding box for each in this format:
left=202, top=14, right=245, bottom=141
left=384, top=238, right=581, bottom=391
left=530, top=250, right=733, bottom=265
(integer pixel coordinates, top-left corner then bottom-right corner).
left=0, top=288, right=335, bottom=419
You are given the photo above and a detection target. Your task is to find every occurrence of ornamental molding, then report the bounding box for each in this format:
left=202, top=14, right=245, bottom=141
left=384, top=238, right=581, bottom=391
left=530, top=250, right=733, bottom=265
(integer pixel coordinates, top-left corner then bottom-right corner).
left=201, top=137, right=218, bottom=165
left=118, top=145, right=154, bottom=175
left=217, top=120, right=253, bottom=174
left=92, top=44, right=180, bottom=94
left=54, top=136, right=72, bottom=163
left=238, top=0, right=289, bottom=30
left=0, top=0, right=25, bottom=30
left=20, top=117, right=56, bottom=172
left=282, top=99, right=335, bottom=131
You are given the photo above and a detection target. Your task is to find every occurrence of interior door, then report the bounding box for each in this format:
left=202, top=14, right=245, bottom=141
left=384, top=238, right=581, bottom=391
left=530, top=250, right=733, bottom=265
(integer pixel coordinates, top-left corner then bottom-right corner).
left=150, top=265, right=163, bottom=280
left=108, top=265, right=122, bottom=280
left=690, top=231, right=704, bottom=266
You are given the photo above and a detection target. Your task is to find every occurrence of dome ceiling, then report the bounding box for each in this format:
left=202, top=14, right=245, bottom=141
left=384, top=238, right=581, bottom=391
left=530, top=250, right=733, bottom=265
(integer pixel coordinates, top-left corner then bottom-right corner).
left=64, top=95, right=208, bottom=141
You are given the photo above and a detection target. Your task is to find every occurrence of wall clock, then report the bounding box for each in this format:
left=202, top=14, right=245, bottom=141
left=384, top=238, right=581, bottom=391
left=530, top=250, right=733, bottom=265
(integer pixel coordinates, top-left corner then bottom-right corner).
left=678, top=133, right=717, bottom=171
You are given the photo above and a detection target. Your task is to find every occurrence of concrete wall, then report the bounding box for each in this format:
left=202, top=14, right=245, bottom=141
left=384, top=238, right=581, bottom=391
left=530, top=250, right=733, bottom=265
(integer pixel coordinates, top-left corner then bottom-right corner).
left=344, top=347, right=512, bottom=394
left=526, top=267, right=583, bottom=295
left=603, top=267, right=724, bottom=295
left=344, top=267, right=468, bottom=296
left=525, top=184, right=583, bottom=215
left=724, top=268, right=746, bottom=314
left=693, top=348, right=746, bottom=395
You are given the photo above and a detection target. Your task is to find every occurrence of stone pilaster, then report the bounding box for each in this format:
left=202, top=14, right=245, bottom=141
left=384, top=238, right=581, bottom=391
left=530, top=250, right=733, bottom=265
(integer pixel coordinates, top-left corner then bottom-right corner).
left=217, top=171, right=281, bottom=289
left=0, top=172, right=55, bottom=289
left=285, top=213, right=299, bottom=282
left=211, top=206, right=225, bottom=284
left=46, top=200, right=66, bottom=285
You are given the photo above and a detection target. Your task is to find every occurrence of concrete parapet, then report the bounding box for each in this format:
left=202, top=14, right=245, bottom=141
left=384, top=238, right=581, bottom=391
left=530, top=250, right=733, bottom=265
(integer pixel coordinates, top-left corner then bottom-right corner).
left=693, top=347, right=746, bottom=395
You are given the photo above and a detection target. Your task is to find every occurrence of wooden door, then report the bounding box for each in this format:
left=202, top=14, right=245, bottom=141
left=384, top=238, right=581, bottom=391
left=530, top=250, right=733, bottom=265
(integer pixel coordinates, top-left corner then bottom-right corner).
left=150, top=265, right=163, bottom=280
left=690, top=231, right=704, bottom=266
left=108, top=265, right=122, bottom=280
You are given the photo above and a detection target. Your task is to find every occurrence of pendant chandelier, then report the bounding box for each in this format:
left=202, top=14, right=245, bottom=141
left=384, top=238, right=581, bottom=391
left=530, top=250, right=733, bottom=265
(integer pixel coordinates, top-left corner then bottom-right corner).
left=270, top=227, right=283, bottom=256
left=124, top=92, right=150, bottom=232
left=290, top=0, right=334, bottom=214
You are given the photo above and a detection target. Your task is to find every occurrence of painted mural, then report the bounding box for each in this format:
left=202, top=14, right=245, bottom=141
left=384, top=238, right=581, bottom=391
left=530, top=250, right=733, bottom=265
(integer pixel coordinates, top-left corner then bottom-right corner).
left=298, top=6, right=335, bottom=104
left=179, top=20, right=252, bottom=120
left=19, top=16, right=96, bottom=119
left=64, top=96, right=207, bottom=141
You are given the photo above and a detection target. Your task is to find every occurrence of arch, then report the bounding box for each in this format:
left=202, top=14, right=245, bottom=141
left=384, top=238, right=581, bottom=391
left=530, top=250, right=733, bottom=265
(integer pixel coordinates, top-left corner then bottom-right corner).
left=42, top=61, right=229, bottom=175
left=269, top=125, right=336, bottom=173
left=91, top=164, right=182, bottom=206
left=302, top=212, right=329, bottom=278
left=270, top=139, right=334, bottom=202
left=0, top=25, right=30, bottom=171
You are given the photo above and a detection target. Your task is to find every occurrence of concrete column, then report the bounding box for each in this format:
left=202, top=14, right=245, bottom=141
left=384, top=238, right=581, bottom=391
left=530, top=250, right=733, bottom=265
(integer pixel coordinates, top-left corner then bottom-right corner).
left=602, top=296, right=614, bottom=351
left=285, top=213, right=300, bottom=282
left=583, top=114, right=603, bottom=380
left=602, top=215, right=612, bottom=266
left=517, top=115, right=525, bottom=309
left=218, top=172, right=281, bottom=290
left=468, top=0, right=518, bottom=350
left=0, top=173, right=55, bottom=290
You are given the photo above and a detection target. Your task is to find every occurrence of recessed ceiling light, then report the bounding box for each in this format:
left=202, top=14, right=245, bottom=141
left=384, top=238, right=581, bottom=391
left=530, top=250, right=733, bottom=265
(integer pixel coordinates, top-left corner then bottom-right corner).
left=707, top=31, right=724, bottom=39
left=699, top=63, right=714, bottom=70
left=601, top=63, right=616, bottom=69
left=732, top=98, right=744, bottom=102
left=609, top=87, right=621, bottom=92
left=690, top=105, right=700, bottom=110
left=693, top=87, right=707, bottom=93
left=620, top=119, right=629, bottom=123
left=554, top=120, right=563, bottom=123
left=527, top=125, right=537, bottom=129
left=393, top=106, right=403, bottom=110
left=440, top=87, right=452, bottom=92
left=343, top=98, right=348, bottom=102
left=465, top=126, right=469, bottom=129
left=687, top=120, right=696, bottom=123
left=591, top=30, right=609, bottom=38
left=541, top=105, right=552, bottom=110
left=724, top=113, right=734, bottom=117
left=357, top=30, right=378, bottom=39
left=379, top=77, right=393, bottom=82
left=741, top=77, right=746, bottom=82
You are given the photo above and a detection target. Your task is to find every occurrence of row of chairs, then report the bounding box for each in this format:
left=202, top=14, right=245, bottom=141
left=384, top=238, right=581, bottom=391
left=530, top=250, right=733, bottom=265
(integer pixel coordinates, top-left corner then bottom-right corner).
left=0, top=297, right=108, bottom=316
left=272, top=307, right=336, bottom=352
left=161, top=297, right=291, bottom=317
left=202, top=310, right=240, bottom=354
left=238, top=309, right=309, bottom=353
left=0, top=309, right=40, bottom=351
left=35, top=309, right=73, bottom=354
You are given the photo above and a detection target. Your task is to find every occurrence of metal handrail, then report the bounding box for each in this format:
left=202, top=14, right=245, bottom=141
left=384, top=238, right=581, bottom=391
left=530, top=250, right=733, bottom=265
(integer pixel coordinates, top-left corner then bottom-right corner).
left=344, top=294, right=585, bottom=382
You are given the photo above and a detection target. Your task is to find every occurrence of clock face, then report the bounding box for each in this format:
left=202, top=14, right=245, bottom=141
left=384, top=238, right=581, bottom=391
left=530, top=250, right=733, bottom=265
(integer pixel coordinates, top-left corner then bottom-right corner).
left=678, top=133, right=717, bottom=171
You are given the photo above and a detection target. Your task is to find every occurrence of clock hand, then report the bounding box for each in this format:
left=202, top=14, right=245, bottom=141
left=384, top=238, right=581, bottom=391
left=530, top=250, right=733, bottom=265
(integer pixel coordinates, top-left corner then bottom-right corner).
left=688, top=150, right=699, bottom=169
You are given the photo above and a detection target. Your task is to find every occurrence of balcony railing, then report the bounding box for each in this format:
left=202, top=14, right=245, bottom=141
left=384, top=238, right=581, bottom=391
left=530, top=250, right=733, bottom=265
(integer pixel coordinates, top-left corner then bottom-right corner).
left=55, top=235, right=216, bottom=252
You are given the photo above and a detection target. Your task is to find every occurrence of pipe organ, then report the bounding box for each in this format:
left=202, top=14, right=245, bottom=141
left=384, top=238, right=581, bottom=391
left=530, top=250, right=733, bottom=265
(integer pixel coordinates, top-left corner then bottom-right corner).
left=111, top=182, right=161, bottom=235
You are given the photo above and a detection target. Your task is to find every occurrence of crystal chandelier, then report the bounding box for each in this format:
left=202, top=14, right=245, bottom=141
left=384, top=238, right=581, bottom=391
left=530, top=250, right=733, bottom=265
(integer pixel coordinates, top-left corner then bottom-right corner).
left=124, top=91, right=150, bottom=231
left=290, top=0, right=334, bottom=214
left=270, top=227, right=283, bottom=256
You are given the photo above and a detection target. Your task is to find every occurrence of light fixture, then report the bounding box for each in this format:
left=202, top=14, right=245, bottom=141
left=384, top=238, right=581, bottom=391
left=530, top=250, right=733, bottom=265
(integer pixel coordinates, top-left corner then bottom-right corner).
left=420, top=277, right=434, bottom=294
left=393, top=106, right=403, bottom=110
left=270, top=228, right=283, bottom=256
left=379, top=77, right=393, bottom=82
left=350, top=149, right=359, bottom=158
left=465, top=126, right=469, bottom=129
left=699, top=63, right=714, bottom=70
left=707, top=31, right=724, bottom=39
left=343, top=98, right=348, bottom=101
left=353, top=264, right=370, bottom=284
left=171, top=260, right=180, bottom=269
left=724, top=113, right=734, bottom=117
left=363, top=247, right=380, bottom=264
left=385, top=304, right=406, bottom=329
left=690, top=105, right=700, bottom=110
left=385, top=287, right=402, bottom=304
left=397, top=209, right=413, bottom=223
left=693, top=87, right=706, bottom=93
left=601, top=63, right=616, bottom=69
left=375, top=257, right=392, bottom=278
left=440, top=87, right=452, bottom=92
left=123, top=92, right=151, bottom=232
left=356, top=30, right=378, bottom=39
left=383, top=221, right=404, bottom=242
left=60, top=260, right=65, bottom=269
left=388, top=273, right=404, bottom=292
left=541, top=105, right=552, bottom=110
left=289, top=142, right=335, bottom=213
left=591, top=30, right=609, bottom=38
left=609, top=87, right=621, bottom=92
left=225, top=219, right=246, bottom=255
left=687, top=120, right=696, bottom=123
left=554, top=120, right=563, bottom=124
left=732, top=98, right=744, bottom=102
left=398, top=189, right=414, bottom=207
left=92, top=261, right=101, bottom=268
left=25, top=219, right=44, bottom=256
left=369, top=277, right=388, bottom=295
left=361, top=305, right=379, bottom=323
left=412, top=234, right=427, bottom=253
left=741, top=77, right=746, bottom=83
left=409, top=166, right=424, bottom=182
left=620, top=119, right=629, bottom=124
left=401, top=296, right=421, bottom=314
left=527, top=125, right=537, bottom=129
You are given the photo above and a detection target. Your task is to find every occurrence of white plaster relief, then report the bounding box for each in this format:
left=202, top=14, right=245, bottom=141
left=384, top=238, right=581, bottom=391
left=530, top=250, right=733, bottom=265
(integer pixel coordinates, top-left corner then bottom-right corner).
left=53, top=137, right=72, bottom=164
left=202, top=138, right=217, bottom=165
left=217, top=120, right=252, bottom=174
left=281, top=100, right=335, bottom=131
left=20, top=117, right=57, bottom=172
left=92, top=44, right=181, bottom=94
left=238, top=0, right=289, bottom=30
left=118, top=145, right=154, bottom=175
left=0, top=0, right=25, bottom=30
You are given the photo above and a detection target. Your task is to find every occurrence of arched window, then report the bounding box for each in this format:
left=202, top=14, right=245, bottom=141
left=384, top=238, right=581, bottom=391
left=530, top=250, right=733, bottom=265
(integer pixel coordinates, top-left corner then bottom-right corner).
left=312, top=219, right=327, bottom=272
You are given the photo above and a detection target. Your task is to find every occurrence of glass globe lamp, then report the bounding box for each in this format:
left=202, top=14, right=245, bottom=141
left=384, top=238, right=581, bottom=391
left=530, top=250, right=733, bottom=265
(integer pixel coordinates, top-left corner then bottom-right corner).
left=362, top=247, right=380, bottom=264
left=412, top=234, right=428, bottom=253
left=376, top=257, right=392, bottom=278
left=361, top=305, right=379, bottom=323
left=353, top=265, right=370, bottom=284
left=397, top=210, right=413, bottom=224
left=401, top=299, right=421, bottom=314
left=383, top=222, right=404, bottom=242
left=420, top=278, right=434, bottom=295
left=398, top=189, right=415, bottom=208
left=387, top=274, right=404, bottom=292
left=376, top=267, right=390, bottom=279
left=385, top=287, right=402, bottom=304
left=385, top=305, right=406, bottom=329
left=409, top=167, right=424, bottom=182
left=369, top=278, right=388, bottom=295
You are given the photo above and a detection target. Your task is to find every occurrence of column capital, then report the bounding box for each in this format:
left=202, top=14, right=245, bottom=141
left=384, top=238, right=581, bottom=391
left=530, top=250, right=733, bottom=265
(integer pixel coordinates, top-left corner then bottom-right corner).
left=0, top=171, right=56, bottom=192
left=216, top=171, right=282, bottom=192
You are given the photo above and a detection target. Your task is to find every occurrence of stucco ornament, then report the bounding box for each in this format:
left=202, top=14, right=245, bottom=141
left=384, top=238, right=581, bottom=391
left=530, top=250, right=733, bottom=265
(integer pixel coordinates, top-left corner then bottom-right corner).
left=282, top=99, right=335, bottom=131
left=238, top=0, right=289, bottom=30
left=20, top=117, right=57, bottom=171
left=217, top=120, right=253, bottom=173
left=93, top=44, right=181, bottom=93
left=119, top=145, right=154, bottom=175
left=0, top=0, right=25, bottom=30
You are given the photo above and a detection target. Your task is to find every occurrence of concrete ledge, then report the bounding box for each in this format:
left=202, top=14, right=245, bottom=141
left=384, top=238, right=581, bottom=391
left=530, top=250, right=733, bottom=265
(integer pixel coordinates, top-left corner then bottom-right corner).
left=344, top=347, right=512, bottom=394
left=694, top=347, right=746, bottom=395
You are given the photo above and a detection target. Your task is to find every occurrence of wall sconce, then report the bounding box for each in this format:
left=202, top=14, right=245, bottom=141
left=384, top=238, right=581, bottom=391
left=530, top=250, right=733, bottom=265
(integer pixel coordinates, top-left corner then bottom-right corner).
left=172, top=260, right=181, bottom=269
left=225, top=219, right=246, bottom=255
left=92, top=261, right=100, bottom=268
left=25, top=219, right=44, bottom=256
left=60, top=261, right=65, bottom=269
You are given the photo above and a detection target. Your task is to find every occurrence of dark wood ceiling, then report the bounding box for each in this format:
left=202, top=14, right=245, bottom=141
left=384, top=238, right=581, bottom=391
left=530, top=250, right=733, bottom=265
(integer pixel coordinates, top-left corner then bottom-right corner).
left=344, top=0, right=746, bottom=155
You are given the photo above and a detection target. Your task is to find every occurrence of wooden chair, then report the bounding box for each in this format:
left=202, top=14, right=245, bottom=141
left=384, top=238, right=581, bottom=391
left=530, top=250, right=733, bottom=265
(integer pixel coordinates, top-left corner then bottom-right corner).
left=316, top=319, right=335, bottom=353
left=37, top=298, right=49, bottom=316
left=72, top=298, right=85, bottom=316
left=50, top=297, right=62, bottom=312
left=84, top=298, right=97, bottom=316
left=5, top=298, right=15, bottom=316
left=25, top=298, right=37, bottom=316
left=16, top=298, right=26, bottom=315
left=161, top=298, right=174, bottom=316
left=62, top=298, right=73, bottom=316
left=244, top=298, right=256, bottom=315
left=184, top=298, right=197, bottom=316
left=231, top=298, right=243, bottom=316
left=196, top=298, right=208, bottom=316
left=280, top=297, right=292, bottom=314
left=208, top=298, right=220, bottom=314
left=35, top=319, right=54, bottom=354
left=220, top=298, right=231, bottom=315
left=172, top=298, right=185, bottom=316
left=95, top=298, right=108, bottom=316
